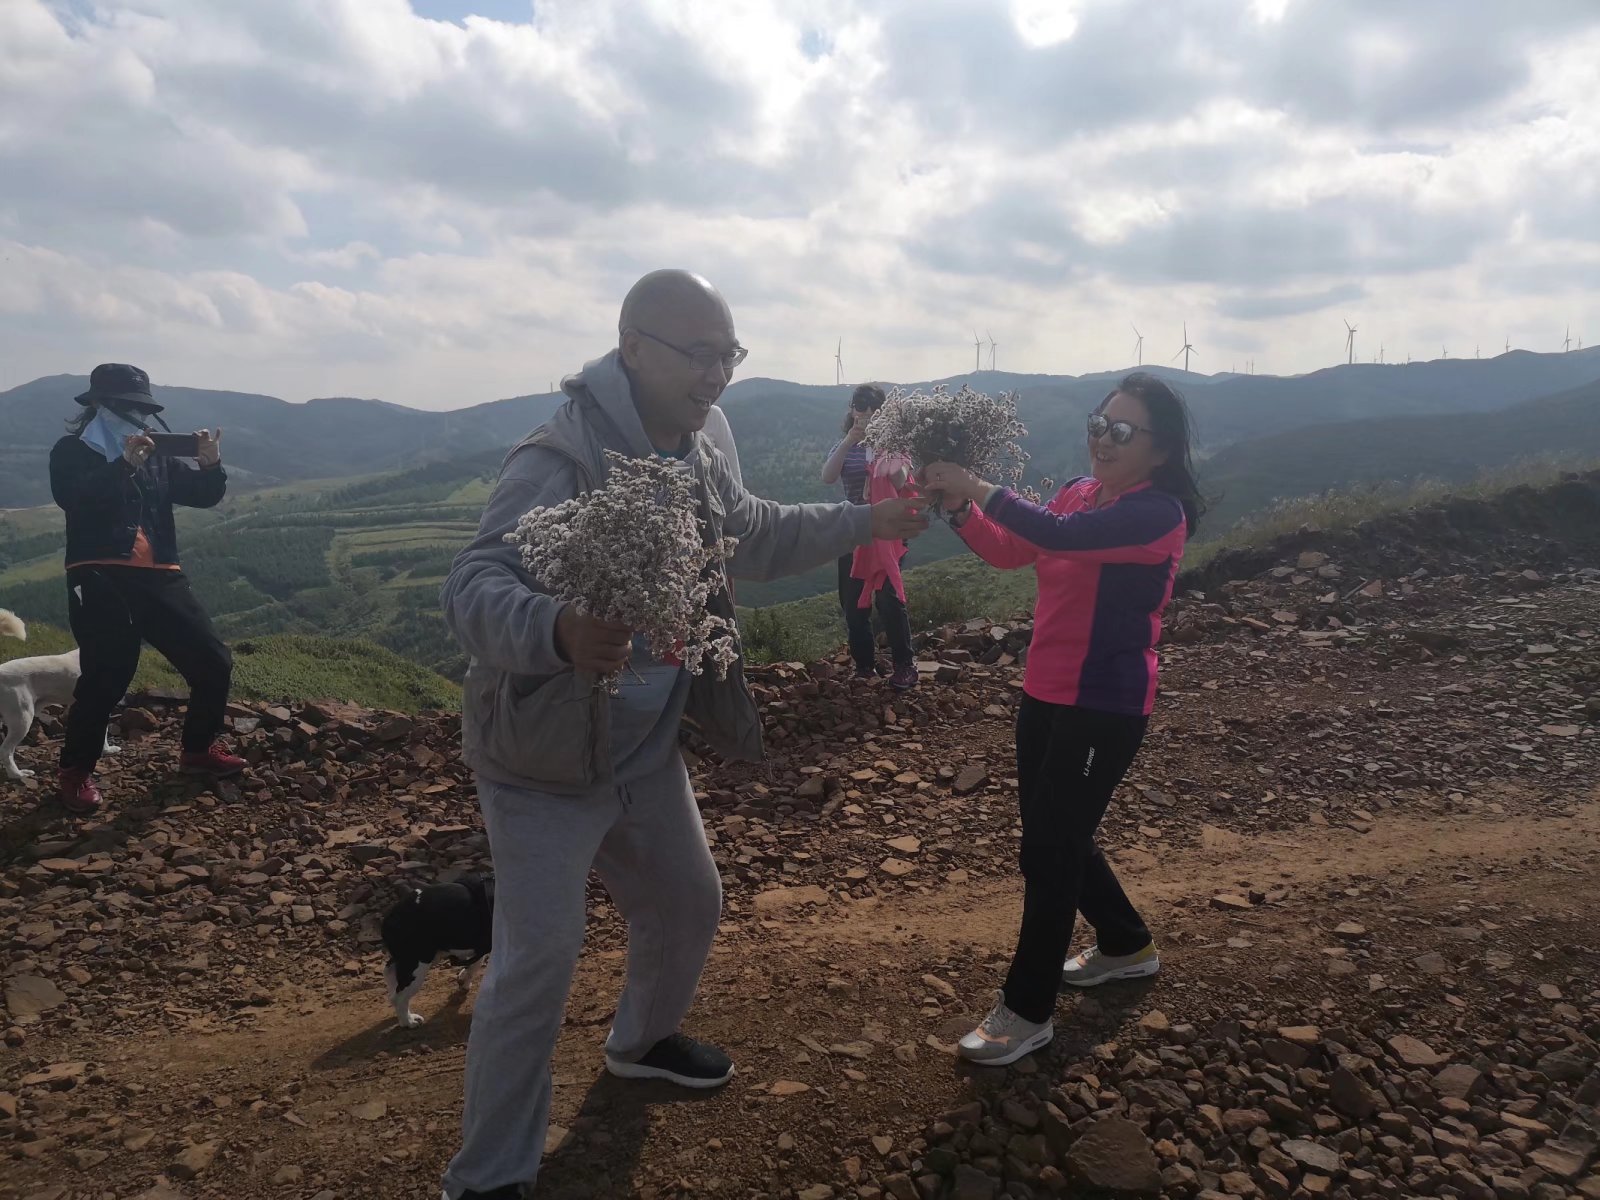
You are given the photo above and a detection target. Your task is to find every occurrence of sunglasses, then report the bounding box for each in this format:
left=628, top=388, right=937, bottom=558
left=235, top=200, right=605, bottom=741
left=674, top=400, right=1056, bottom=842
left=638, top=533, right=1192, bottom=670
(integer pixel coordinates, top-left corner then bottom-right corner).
left=1087, top=412, right=1154, bottom=445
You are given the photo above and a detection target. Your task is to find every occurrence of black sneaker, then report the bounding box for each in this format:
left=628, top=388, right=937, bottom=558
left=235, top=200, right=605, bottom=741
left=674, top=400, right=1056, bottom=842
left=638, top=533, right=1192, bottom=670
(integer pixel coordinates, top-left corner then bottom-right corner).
left=441, top=1187, right=526, bottom=1200
left=605, top=1033, right=734, bottom=1089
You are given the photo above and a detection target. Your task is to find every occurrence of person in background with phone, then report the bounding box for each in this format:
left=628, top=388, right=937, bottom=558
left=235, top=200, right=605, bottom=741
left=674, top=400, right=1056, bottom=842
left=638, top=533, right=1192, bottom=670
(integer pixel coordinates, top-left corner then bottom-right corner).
left=820, top=383, right=918, bottom=689
left=47, top=363, right=244, bottom=814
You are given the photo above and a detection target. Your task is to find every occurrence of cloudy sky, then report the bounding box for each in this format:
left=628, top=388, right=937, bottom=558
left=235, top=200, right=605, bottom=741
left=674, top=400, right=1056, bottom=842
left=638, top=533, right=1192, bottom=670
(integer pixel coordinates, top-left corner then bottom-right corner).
left=2, top=0, right=1597, bottom=407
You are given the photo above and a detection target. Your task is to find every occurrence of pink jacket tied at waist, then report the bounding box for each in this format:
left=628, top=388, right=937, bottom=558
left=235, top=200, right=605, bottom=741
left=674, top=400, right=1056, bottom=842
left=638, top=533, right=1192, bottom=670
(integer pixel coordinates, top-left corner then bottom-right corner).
left=850, top=452, right=915, bottom=607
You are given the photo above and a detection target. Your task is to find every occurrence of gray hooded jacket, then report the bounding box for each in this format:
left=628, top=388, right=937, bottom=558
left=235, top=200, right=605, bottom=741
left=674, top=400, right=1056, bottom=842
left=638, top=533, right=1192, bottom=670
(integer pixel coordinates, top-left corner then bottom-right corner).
left=441, top=351, right=874, bottom=794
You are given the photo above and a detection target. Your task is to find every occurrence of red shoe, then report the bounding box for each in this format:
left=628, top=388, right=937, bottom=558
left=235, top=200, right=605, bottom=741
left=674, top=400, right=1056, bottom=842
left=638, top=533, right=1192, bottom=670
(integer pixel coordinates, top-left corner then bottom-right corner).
left=57, top=768, right=103, bottom=816
left=179, top=742, right=247, bottom=777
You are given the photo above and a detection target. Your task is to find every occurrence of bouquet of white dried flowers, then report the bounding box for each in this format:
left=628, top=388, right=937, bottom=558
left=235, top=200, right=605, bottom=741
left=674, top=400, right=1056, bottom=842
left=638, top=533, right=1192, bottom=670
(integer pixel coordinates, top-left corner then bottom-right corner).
left=863, top=384, right=1030, bottom=517
left=505, top=451, right=740, bottom=692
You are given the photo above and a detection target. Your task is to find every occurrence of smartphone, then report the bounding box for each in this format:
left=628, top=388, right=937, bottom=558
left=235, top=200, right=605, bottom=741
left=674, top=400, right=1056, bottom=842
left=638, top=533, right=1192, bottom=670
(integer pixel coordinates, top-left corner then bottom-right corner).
left=147, top=432, right=201, bottom=458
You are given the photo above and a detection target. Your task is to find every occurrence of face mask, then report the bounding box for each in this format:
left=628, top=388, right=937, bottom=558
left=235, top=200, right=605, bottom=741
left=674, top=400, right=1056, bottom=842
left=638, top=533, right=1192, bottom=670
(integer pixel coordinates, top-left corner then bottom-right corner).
left=79, top=407, right=149, bottom=463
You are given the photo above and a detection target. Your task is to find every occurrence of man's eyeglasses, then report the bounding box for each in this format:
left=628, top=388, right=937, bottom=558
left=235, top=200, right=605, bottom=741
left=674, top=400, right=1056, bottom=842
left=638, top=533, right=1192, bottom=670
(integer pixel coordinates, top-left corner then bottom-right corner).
left=632, top=329, right=748, bottom=374
left=1087, top=412, right=1154, bottom=445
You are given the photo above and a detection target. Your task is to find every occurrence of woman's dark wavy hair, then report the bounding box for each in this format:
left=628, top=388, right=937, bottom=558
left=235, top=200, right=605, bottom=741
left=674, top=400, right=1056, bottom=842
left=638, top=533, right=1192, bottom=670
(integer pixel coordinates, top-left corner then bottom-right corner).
left=63, top=398, right=157, bottom=437
left=841, top=383, right=887, bottom=433
left=1098, top=372, right=1206, bottom=535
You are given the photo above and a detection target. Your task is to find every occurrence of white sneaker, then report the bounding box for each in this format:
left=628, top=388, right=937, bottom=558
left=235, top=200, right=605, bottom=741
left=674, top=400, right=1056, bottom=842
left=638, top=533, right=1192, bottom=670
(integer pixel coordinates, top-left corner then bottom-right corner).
left=1061, top=942, right=1160, bottom=988
left=956, top=990, right=1054, bottom=1066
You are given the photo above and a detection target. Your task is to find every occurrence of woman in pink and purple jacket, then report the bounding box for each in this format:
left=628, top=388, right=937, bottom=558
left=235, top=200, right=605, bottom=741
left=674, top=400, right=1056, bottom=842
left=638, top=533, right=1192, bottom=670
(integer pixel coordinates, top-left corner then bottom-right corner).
left=920, top=372, right=1205, bottom=1067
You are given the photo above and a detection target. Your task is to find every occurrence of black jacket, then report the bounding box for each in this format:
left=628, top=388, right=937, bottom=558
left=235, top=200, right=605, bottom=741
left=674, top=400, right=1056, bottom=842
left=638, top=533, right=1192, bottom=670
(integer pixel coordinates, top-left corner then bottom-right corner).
left=49, top=435, right=227, bottom=567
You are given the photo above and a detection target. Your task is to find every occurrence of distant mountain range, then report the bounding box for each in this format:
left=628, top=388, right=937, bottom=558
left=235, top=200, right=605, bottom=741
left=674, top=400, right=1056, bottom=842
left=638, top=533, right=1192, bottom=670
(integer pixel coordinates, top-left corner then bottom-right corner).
left=1201, top=377, right=1600, bottom=532
left=4, top=348, right=1599, bottom=509
left=0, top=376, right=561, bottom=508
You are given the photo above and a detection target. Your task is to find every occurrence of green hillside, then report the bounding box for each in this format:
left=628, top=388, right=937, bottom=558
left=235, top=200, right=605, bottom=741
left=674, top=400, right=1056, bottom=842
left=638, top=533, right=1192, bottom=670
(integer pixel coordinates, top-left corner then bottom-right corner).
left=8, top=460, right=1592, bottom=693
left=0, top=459, right=499, bottom=681
left=0, top=625, right=458, bottom=713
left=4, top=366, right=1599, bottom=680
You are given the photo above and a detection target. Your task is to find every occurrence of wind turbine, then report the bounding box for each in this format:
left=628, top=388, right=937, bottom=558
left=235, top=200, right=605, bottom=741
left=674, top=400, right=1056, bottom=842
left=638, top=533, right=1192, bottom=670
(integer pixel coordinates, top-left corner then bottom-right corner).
left=1505, top=335, right=1511, bottom=355
left=1565, top=326, right=1573, bottom=352
left=1378, top=344, right=1385, bottom=364
left=834, top=339, right=845, bottom=385
left=1343, top=319, right=1357, bottom=365
left=987, top=331, right=998, bottom=372
left=973, top=331, right=983, bottom=372
left=1173, top=323, right=1196, bottom=373
left=1131, top=324, right=1144, bottom=366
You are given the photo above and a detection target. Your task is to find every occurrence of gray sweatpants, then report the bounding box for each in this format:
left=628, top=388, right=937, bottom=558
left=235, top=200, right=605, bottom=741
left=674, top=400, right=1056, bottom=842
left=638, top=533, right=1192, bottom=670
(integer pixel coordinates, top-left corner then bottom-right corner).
left=441, top=755, right=722, bottom=1196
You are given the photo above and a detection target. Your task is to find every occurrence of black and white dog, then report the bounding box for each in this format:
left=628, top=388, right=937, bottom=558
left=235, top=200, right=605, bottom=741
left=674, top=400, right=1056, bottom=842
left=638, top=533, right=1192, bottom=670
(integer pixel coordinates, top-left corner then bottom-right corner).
left=381, top=875, right=495, bottom=1029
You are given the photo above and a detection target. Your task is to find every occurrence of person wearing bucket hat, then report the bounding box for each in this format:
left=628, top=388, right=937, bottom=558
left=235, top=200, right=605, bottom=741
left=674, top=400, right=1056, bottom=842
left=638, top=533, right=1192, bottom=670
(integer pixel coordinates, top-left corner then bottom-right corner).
left=47, top=363, right=245, bottom=815
left=73, top=363, right=165, bottom=412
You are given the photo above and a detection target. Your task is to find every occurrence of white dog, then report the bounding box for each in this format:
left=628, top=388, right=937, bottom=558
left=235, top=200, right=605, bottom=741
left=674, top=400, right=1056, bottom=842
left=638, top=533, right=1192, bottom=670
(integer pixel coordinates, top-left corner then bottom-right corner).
left=1, top=610, right=118, bottom=781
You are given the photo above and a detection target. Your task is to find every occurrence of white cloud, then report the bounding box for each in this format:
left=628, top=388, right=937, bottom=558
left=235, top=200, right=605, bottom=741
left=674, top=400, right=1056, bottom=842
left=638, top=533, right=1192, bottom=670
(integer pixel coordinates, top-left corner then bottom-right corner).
left=1011, top=0, right=1080, bottom=48
left=0, top=0, right=1597, bottom=406
left=292, top=241, right=383, bottom=271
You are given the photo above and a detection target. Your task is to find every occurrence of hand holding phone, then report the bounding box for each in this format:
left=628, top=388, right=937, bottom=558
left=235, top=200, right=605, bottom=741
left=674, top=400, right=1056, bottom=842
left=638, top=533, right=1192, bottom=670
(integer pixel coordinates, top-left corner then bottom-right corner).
left=122, top=434, right=155, bottom=468
left=195, top=427, right=222, bottom=467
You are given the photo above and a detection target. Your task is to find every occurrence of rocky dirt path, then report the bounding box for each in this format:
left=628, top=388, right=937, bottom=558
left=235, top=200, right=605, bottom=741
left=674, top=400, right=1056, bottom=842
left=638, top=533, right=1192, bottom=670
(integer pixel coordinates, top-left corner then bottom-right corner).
left=8, top=793, right=1598, bottom=1200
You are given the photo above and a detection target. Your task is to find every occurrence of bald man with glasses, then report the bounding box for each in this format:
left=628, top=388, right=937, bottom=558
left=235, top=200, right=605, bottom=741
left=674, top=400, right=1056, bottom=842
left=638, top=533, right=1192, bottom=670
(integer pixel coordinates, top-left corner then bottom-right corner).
left=437, top=270, right=928, bottom=1199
